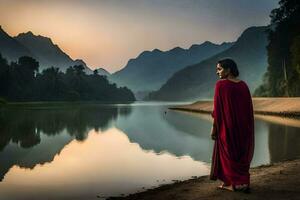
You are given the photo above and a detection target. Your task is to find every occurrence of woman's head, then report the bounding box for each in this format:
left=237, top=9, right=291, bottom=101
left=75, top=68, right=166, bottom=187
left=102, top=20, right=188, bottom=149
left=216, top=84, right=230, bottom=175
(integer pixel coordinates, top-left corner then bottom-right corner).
left=216, top=58, right=239, bottom=79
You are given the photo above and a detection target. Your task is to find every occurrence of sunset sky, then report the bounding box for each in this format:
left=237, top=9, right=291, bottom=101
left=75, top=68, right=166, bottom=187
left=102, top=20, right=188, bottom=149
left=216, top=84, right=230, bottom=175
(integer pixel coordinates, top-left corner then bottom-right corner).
left=0, top=0, right=278, bottom=73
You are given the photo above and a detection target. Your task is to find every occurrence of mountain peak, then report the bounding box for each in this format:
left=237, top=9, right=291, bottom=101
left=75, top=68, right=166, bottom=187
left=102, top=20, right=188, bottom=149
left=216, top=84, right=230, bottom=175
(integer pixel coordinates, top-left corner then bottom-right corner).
left=0, top=26, right=34, bottom=61
left=235, top=26, right=268, bottom=47
left=138, top=50, right=151, bottom=58
left=166, top=47, right=185, bottom=55
left=203, top=41, right=214, bottom=45
left=170, top=46, right=184, bottom=51
left=220, top=41, right=234, bottom=46
left=16, top=31, right=53, bottom=45
left=25, top=31, right=34, bottom=36
left=74, top=59, right=87, bottom=66
left=189, top=41, right=217, bottom=50
left=152, top=48, right=162, bottom=53
left=17, top=31, right=36, bottom=38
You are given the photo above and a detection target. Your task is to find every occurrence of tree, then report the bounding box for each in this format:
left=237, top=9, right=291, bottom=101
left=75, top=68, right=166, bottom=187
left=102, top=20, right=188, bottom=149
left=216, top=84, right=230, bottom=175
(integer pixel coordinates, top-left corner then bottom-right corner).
left=0, top=55, right=135, bottom=102
left=37, top=67, right=63, bottom=100
left=18, top=56, right=39, bottom=80
left=0, top=53, right=10, bottom=99
left=255, top=0, right=300, bottom=96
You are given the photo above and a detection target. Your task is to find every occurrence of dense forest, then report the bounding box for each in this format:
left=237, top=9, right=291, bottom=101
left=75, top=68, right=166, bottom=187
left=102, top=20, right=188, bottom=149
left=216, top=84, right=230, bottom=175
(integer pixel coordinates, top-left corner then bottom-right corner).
left=254, top=0, right=300, bottom=97
left=0, top=54, right=135, bottom=102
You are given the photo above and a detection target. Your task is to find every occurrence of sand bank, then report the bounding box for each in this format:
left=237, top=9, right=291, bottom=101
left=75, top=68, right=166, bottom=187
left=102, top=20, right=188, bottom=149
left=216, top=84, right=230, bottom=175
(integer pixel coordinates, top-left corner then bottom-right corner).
left=169, top=97, right=300, bottom=118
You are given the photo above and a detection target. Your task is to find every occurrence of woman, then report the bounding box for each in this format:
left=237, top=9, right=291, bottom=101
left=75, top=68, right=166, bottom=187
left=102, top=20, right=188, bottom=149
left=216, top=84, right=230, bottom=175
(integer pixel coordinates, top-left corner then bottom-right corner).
left=210, top=58, right=254, bottom=193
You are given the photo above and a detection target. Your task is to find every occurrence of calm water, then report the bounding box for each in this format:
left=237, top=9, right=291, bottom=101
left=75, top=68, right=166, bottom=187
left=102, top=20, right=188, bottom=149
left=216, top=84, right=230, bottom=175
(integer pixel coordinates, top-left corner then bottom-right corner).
left=0, top=102, right=300, bottom=200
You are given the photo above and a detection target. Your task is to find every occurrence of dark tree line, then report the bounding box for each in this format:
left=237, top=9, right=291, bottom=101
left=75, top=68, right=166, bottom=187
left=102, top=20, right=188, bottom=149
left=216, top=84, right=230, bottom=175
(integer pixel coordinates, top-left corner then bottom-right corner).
left=254, top=0, right=300, bottom=96
left=0, top=54, right=135, bottom=102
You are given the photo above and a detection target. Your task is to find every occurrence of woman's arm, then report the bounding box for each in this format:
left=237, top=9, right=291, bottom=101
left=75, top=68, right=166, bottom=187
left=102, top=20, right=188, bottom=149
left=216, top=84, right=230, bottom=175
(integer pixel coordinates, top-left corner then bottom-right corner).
left=211, top=81, right=221, bottom=140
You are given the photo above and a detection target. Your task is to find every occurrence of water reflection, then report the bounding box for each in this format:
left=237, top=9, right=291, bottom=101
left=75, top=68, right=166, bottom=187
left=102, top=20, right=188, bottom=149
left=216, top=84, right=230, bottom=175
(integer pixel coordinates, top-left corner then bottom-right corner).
left=114, top=106, right=214, bottom=163
left=0, top=104, right=300, bottom=199
left=0, top=129, right=209, bottom=200
left=268, top=123, right=300, bottom=163
left=0, top=105, right=132, bottom=182
left=0, top=105, right=132, bottom=149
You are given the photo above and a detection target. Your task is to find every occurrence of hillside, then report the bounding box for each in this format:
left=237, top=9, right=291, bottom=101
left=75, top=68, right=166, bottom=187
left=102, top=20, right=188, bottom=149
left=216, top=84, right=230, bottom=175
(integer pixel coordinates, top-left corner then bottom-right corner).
left=15, top=31, right=92, bottom=73
left=0, top=26, right=33, bottom=61
left=147, top=26, right=268, bottom=101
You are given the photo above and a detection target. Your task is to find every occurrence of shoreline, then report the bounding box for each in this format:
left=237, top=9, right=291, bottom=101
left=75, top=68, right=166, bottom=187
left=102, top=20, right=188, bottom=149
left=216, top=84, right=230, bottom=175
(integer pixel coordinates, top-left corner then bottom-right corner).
left=169, top=97, right=300, bottom=118
left=107, top=158, right=300, bottom=200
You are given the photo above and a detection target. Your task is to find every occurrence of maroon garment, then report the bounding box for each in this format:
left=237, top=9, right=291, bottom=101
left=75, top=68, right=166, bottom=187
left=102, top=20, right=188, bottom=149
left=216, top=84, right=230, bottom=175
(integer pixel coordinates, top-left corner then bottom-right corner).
left=210, top=79, right=254, bottom=186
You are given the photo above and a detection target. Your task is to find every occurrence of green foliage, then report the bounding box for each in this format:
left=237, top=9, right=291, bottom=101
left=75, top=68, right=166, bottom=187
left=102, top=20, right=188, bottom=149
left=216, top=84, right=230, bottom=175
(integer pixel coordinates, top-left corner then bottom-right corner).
left=0, top=54, right=136, bottom=102
left=255, top=0, right=300, bottom=97
left=253, top=72, right=270, bottom=97
left=291, top=36, right=300, bottom=75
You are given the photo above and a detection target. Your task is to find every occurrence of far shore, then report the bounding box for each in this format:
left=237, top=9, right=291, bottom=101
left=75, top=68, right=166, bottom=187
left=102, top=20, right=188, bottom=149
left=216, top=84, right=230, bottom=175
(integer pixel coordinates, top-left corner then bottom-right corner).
left=0, top=100, right=135, bottom=108
left=169, top=97, right=300, bottom=118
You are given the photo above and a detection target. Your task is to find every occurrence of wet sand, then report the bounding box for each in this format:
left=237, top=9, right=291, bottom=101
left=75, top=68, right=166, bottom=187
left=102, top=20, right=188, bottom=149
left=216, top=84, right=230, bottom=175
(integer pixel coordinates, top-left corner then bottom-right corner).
left=169, top=97, right=300, bottom=118
left=107, top=159, right=300, bottom=200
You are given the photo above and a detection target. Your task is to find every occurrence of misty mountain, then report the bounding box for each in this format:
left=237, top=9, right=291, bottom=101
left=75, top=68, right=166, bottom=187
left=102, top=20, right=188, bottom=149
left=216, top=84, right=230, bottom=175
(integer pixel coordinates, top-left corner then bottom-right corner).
left=109, top=41, right=234, bottom=93
left=14, top=31, right=92, bottom=73
left=0, top=25, right=33, bottom=61
left=147, top=26, right=268, bottom=101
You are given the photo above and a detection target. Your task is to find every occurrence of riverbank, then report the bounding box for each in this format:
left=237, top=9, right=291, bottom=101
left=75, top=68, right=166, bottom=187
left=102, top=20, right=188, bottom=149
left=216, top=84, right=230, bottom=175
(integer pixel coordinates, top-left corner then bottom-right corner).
left=107, top=158, right=300, bottom=200
left=169, top=97, right=300, bottom=118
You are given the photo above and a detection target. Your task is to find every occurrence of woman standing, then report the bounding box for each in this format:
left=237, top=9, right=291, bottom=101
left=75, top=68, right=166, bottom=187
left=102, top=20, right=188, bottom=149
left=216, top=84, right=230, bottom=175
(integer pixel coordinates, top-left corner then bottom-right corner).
left=210, top=58, right=255, bottom=193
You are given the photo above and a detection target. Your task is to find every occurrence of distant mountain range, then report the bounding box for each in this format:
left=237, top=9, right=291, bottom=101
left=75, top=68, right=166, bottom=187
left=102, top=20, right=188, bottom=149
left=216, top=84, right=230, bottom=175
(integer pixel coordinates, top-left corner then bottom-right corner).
left=0, top=25, right=269, bottom=101
left=0, top=26, right=97, bottom=74
left=147, top=26, right=269, bottom=101
left=109, top=41, right=234, bottom=94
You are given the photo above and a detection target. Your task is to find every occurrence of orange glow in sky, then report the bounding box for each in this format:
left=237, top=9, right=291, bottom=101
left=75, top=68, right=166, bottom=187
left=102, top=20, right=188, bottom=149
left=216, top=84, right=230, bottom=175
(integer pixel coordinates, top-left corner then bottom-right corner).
left=0, top=0, right=277, bottom=73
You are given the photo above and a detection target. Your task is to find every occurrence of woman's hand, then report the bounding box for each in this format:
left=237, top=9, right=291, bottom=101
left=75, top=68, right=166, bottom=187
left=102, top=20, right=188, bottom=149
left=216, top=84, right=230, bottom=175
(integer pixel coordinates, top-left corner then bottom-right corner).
left=211, top=120, right=217, bottom=140
left=210, top=127, right=217, bottom=140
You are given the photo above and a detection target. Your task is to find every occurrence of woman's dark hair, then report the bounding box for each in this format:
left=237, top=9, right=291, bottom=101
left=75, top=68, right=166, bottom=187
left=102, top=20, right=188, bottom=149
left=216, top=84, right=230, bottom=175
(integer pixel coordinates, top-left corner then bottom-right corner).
left=217, top=58, right=239, bottom=77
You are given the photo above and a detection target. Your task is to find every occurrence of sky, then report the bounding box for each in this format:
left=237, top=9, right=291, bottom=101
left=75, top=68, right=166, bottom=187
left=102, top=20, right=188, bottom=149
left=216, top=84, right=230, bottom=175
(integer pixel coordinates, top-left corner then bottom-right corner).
left=0, top=0, right=279, bottom=73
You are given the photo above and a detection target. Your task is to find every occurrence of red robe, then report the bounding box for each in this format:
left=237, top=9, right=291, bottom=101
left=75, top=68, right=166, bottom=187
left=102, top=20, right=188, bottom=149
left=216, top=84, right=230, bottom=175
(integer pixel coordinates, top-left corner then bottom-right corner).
left=210, top=79, right=255, bottom=186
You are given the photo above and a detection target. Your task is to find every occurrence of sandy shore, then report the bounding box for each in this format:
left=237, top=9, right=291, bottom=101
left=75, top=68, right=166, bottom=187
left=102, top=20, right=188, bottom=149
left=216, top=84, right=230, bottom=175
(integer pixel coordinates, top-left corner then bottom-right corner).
left=169, top=97, right=300, bottom=118
left=107, top=159, right=300, bottom=200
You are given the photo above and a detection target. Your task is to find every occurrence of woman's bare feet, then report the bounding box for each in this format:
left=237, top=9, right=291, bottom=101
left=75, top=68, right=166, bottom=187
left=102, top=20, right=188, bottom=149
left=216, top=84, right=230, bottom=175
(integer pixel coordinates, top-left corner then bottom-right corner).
left=217, top=183, right=234, bottom=191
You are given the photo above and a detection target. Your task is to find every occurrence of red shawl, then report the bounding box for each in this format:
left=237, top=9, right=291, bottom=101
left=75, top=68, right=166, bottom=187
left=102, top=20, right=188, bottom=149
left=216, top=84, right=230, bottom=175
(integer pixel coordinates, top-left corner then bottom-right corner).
left=210, top=79, right=255, bottom=186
